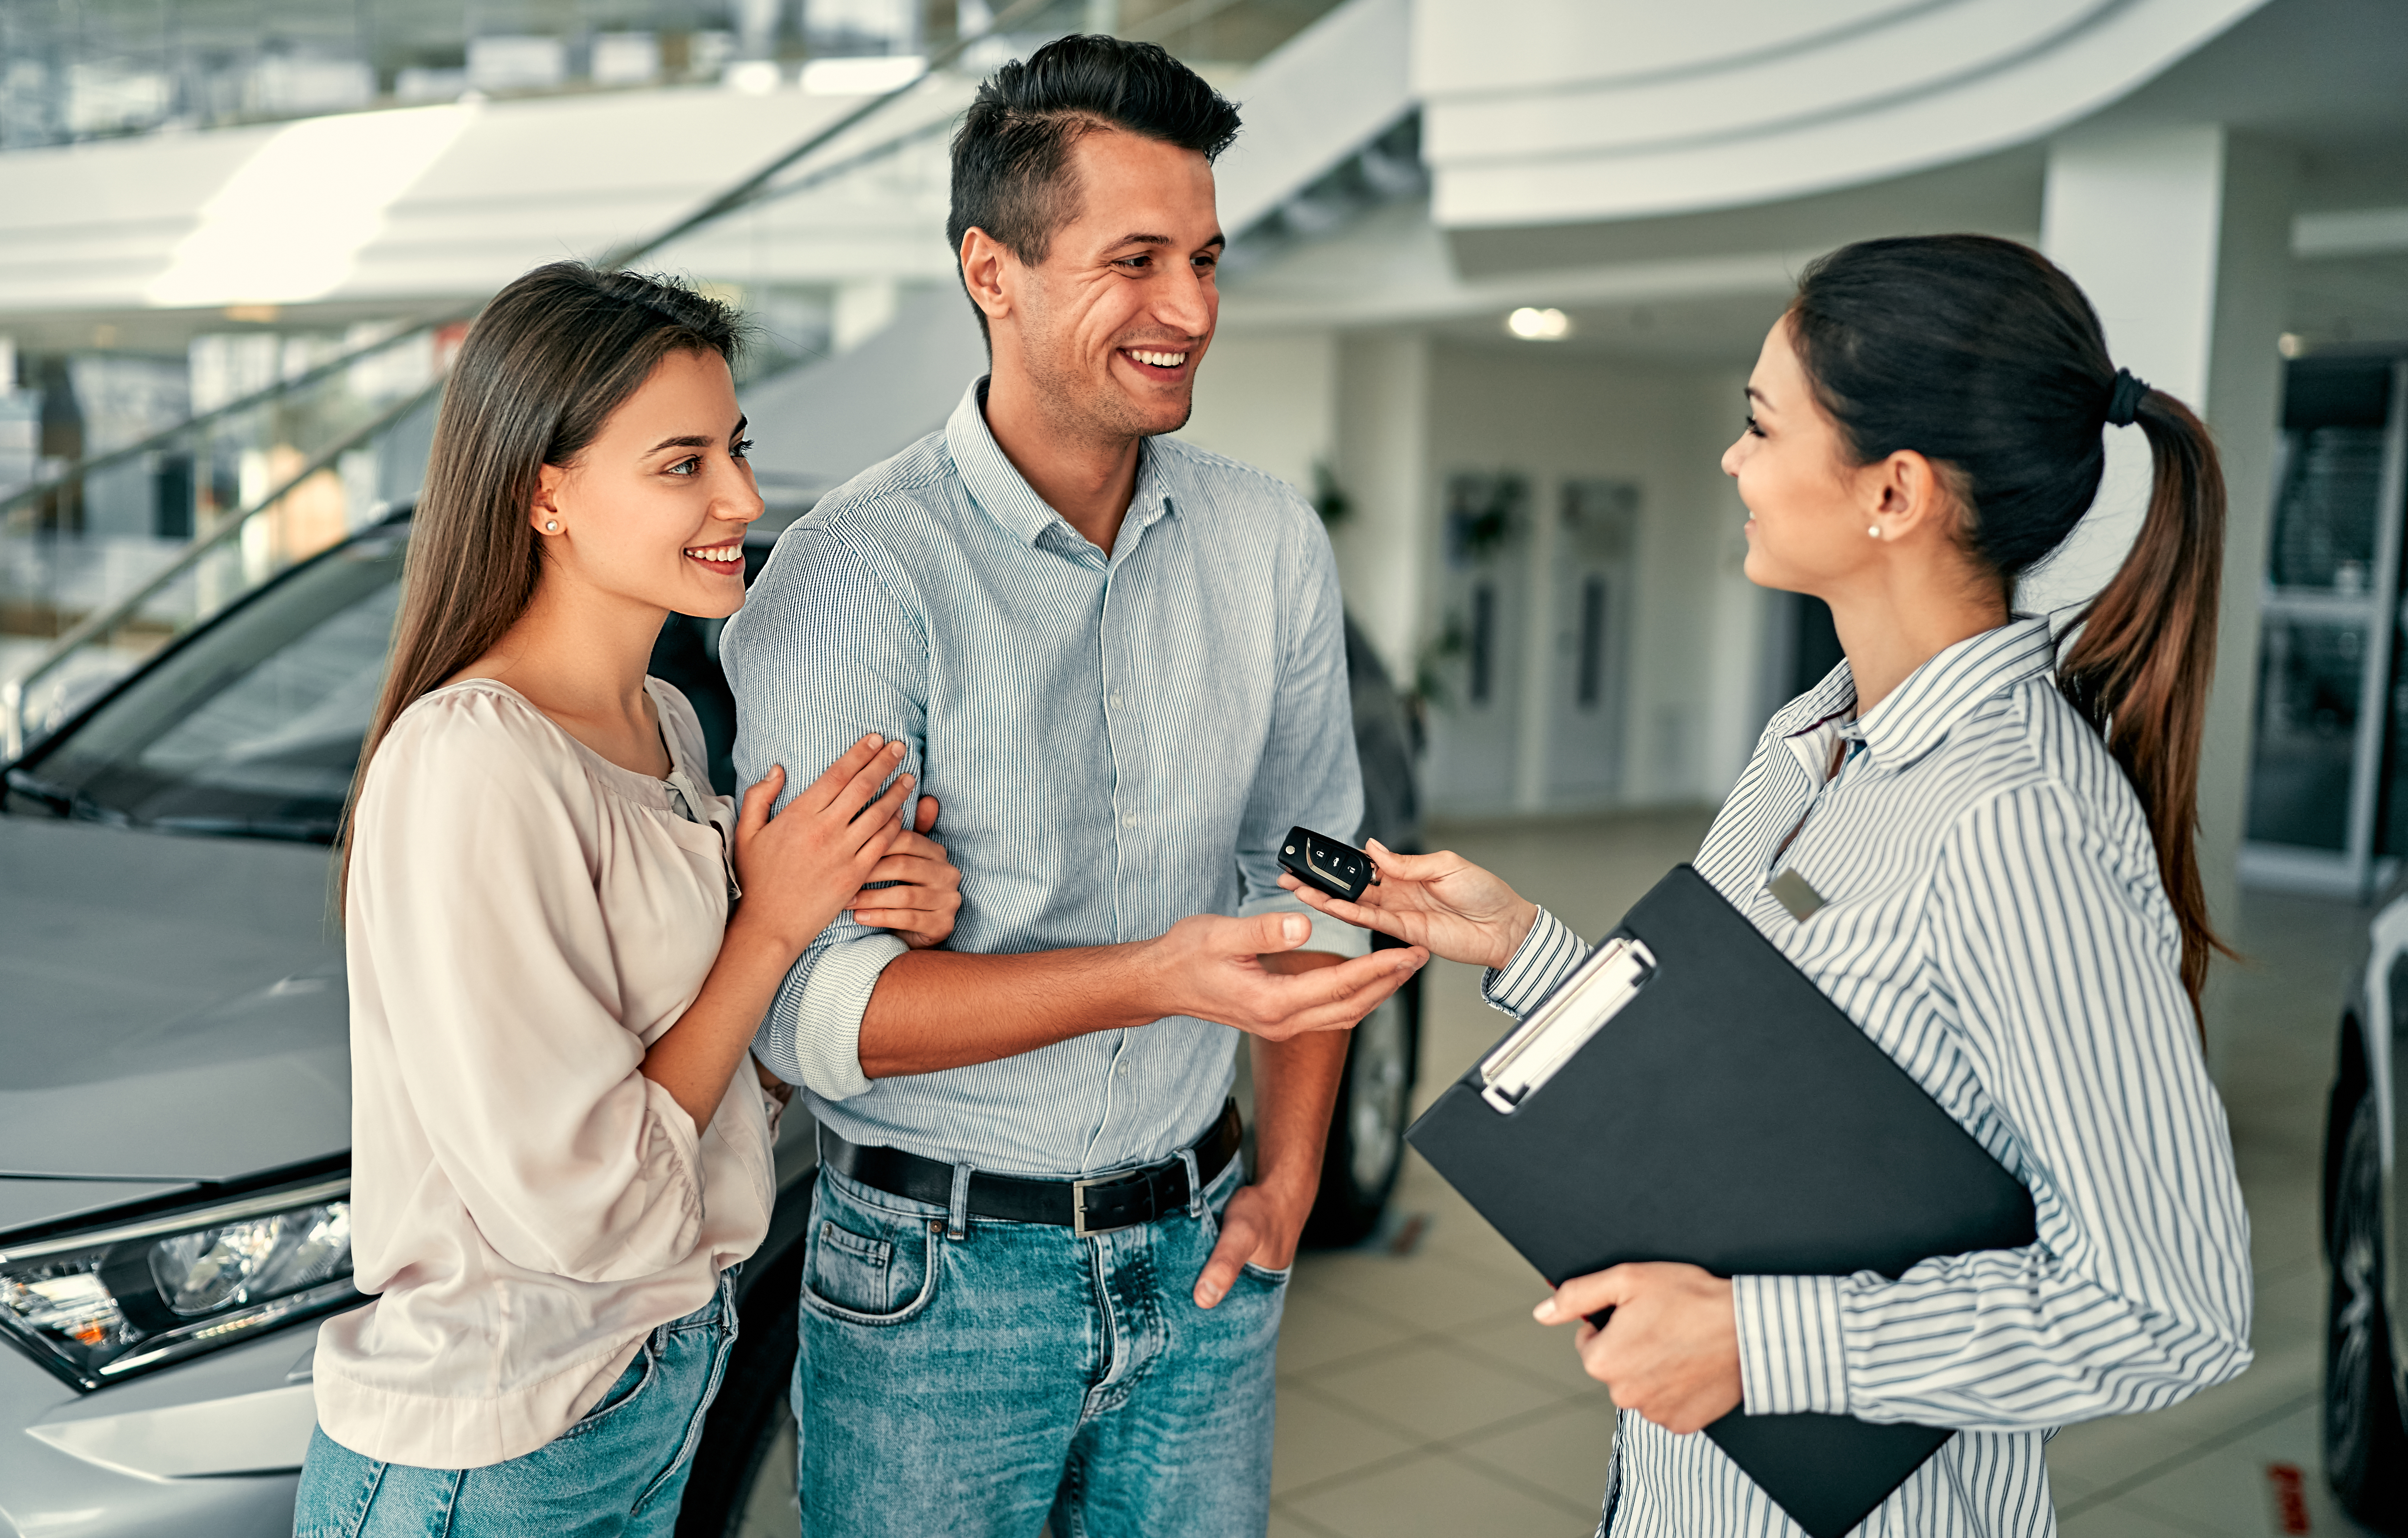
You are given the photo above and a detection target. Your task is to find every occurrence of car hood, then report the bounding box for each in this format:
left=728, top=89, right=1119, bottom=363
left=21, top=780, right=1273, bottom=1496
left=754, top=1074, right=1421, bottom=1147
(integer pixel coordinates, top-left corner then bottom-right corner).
left=0, top=816, right=347, bottom=1181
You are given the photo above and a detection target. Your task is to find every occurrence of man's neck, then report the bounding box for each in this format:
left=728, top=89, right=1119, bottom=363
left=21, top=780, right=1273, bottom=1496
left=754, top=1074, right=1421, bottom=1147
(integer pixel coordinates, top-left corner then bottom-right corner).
left=982, top=371, right=1144, bottom=554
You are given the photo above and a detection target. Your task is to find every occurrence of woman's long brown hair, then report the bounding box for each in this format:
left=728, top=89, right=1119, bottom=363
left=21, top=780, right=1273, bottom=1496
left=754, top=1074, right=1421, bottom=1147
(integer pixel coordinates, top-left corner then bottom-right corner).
left=335, top=262, right=741, bottom=913
left=1790, top=235, right=2231, bottom=1020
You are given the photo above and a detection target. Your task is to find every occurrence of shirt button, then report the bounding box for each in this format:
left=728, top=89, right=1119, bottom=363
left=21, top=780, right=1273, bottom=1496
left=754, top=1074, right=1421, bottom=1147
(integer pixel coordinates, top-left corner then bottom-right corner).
left=1117, top=1064, right=1129, bottom=1077
left=1109, top=691, right=1123, bottom=709
left=1122, top=811, right=1138, bottom=829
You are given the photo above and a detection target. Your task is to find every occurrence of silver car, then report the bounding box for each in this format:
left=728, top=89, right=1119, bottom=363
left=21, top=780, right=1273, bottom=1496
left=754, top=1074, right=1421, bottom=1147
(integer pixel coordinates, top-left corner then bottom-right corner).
left=0, top=512, right=1421, bottom=1535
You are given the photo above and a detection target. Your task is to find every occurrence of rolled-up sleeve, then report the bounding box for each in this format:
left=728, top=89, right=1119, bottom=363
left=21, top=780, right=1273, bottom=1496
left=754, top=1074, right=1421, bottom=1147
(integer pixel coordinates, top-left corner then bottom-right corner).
left=350, top=695, right=701, bottom=1283
left=1234, top=501, right=1368, bottom=959
left=721, top=519, right=926, bottom=1099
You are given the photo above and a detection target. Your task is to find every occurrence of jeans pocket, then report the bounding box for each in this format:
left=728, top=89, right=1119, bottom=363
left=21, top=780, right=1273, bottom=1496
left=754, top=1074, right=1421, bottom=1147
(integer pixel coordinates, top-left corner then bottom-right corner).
left=558, top=1344, right=654, bottom=1439
left=1238, top=1261, right=1292, bottom=1285
left=799, top=1184, right=940, bottom=1327
left=807, top=1220, right=896, bottom=1314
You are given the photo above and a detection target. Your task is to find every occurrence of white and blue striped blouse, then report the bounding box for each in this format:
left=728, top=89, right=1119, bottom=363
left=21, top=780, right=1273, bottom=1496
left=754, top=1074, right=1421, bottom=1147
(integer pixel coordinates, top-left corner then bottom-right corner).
left=1485, top=616, right=2253, bottom=1537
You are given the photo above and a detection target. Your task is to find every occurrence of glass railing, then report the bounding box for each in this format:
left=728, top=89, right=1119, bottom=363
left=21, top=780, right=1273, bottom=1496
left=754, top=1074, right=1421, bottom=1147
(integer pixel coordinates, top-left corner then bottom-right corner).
left=0, top=0, right=1077, bottom=762
left=0, top=0, right=1337, bottom=152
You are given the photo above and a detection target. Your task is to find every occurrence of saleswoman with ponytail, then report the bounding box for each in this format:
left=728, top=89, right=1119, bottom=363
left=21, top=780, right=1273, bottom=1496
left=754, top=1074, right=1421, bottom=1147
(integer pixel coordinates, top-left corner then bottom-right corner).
left=1286, top=235, right=2253, bottom=1536
left=295, top=262, right=960, bottom=1535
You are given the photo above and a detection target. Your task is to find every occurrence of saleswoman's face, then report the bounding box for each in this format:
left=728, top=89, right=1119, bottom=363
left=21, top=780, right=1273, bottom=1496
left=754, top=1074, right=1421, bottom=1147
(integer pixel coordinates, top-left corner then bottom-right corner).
left=531, top=347, right=763, bottom=620
left=1721, top=314, right=1876, bottom=599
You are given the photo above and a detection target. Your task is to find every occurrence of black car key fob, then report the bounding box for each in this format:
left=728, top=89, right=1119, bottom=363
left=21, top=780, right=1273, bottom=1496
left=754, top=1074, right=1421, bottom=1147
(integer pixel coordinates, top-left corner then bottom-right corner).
left=1279, top=826, right=1380, bottom=902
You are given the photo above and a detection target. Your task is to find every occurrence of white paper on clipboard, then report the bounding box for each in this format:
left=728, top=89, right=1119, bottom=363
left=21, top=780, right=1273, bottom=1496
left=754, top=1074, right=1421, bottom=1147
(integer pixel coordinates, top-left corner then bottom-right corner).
left=1477, top=937, right=1657, bottom=1112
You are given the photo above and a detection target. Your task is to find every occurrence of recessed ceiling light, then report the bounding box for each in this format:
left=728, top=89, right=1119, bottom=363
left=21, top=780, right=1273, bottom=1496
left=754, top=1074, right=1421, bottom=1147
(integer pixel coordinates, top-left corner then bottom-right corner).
left=1506, top=306, right=1572, bottom=341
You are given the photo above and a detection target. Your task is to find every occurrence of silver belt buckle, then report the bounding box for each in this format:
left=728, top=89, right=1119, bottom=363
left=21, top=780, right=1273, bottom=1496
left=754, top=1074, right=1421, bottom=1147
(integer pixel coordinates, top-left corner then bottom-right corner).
left=1071, top=1174, right=1134, bottom=1238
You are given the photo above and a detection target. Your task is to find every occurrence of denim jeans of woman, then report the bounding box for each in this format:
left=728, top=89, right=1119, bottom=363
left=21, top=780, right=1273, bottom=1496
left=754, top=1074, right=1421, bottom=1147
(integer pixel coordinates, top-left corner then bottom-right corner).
left=292, top=1266, right=739, bottom=1538
left=792, top=1150, right=1288, bottom=1538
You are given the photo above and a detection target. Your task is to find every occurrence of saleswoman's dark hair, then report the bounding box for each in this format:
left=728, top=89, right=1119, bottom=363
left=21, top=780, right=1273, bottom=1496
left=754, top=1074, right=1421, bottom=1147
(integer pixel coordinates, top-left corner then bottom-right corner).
left=335, top=261, right=743, bottom=912
left=1789, top=233, right=2229, bottom=1015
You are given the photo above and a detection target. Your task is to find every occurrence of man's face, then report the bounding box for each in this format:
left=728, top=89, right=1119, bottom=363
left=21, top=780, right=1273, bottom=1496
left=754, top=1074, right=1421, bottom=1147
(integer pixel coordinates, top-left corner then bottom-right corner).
left=1006, top=128, right=1222, bottom=440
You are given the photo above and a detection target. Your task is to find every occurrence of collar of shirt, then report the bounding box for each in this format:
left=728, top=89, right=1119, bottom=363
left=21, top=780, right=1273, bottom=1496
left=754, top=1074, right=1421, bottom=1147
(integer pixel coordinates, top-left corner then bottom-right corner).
left=1774, top=615, right=2058, bottom=782
left=944, top=376, right=1178, bottom=564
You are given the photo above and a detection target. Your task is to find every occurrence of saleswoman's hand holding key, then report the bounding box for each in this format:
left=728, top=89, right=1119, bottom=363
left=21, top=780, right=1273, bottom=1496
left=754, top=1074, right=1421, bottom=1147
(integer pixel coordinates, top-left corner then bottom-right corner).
left=1278, top=839, right=1541, bottom=971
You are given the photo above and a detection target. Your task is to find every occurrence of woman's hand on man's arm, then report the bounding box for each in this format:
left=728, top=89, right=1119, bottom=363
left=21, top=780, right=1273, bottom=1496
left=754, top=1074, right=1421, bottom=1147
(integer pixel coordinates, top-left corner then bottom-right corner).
left=1278, top=840, right=1540, bottom=971
left=644, top=733, right=914, bottom=1129
left=848, top=794, right=961, bottom=949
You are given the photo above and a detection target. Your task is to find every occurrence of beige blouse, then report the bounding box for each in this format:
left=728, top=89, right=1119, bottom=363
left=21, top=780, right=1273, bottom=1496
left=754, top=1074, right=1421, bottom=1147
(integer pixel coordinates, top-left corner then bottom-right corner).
left=316, top=678, right=776, bottom=1470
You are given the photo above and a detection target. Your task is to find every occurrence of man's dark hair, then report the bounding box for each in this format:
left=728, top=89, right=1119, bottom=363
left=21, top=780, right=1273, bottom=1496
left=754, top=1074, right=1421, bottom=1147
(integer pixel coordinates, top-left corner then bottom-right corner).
left=947, top=35, right=1242, bottom=341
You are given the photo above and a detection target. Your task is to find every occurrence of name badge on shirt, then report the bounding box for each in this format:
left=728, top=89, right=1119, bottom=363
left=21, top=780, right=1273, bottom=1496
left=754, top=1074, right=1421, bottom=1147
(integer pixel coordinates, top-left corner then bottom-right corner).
left=1768, top=869, right=1827, bottom=922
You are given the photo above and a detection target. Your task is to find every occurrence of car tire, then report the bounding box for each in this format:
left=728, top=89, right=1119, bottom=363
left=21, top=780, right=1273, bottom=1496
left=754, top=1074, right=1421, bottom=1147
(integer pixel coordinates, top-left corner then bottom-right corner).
left=2324, top=1058, right=2408, bottom=1532
left=677, top=1238, right=805, bottom=1538
left=1302, top=946, right=1421, bottom=1249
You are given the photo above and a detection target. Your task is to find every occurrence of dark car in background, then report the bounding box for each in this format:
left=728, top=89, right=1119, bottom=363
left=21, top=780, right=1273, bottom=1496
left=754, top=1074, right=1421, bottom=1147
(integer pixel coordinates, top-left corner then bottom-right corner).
left=2325, top=875, right=2408, bottom=1534
left=0, top=508, right=1421, bottom=1536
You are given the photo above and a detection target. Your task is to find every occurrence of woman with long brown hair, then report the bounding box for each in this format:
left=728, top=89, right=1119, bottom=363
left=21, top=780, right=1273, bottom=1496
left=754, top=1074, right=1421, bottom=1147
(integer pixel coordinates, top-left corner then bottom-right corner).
left=1286, top=235, right=2253, bottom=1535
left=294, top=261, right=959, bottom=1536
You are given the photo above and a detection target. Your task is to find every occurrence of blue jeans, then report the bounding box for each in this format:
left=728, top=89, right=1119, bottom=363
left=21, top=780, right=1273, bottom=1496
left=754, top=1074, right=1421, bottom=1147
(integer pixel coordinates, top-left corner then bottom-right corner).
left=794, top=1151, right=1288, bottom=1538
left=293, top=1268, right=739, bottom=1538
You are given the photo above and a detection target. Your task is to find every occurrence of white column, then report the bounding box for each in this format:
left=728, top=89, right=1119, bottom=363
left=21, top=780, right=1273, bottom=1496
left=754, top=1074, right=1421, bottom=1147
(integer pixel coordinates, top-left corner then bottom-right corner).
left=1334, top=331, right=1433, bottom=685
left=2035, top=124, right=2294, bottom=1005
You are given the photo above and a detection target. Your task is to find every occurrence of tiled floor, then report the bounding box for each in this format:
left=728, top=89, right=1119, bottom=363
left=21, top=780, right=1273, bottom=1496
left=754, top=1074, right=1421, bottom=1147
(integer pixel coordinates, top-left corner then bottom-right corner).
left=1263, top=809, right=2378, bottom=1538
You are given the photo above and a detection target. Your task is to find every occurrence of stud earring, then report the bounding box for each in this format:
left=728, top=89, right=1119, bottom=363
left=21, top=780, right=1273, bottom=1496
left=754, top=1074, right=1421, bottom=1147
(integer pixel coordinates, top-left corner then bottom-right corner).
left=544, top=520, right=559, bottom=532
left=1867, top=524, right=1881, bottom=538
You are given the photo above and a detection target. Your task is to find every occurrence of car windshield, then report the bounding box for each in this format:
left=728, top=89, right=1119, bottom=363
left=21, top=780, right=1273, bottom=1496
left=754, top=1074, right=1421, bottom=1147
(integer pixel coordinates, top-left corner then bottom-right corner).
left=8, top=531, right=405, bottom=844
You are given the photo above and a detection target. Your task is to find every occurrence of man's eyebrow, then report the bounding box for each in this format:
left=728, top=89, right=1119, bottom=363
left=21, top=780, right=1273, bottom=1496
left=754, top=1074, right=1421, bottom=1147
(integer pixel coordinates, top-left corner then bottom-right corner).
left=1108, top=233, right=1227, bottom=250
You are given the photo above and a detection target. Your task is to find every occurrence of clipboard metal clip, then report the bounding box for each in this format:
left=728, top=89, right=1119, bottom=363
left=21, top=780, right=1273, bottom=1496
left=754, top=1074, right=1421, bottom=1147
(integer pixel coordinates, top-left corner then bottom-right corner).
left=1477, top=937, right=1657, bottom=1113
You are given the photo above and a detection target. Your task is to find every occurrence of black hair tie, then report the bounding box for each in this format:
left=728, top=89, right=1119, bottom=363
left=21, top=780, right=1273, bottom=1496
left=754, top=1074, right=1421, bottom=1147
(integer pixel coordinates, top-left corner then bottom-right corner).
left=2105, top=367, right=2150, bottom=427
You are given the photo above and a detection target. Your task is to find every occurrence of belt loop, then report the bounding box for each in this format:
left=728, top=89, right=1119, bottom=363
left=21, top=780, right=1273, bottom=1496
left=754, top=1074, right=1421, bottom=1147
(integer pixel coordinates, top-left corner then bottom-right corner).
left=1179, top=1146, right=1204, bottom=1220
left=947, top=1162, right=973, bottom=1241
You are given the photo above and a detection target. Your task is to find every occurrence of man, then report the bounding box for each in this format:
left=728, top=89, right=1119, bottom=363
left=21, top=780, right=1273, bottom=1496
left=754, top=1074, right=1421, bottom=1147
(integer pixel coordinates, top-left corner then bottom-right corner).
left=720, top=33, right=1426, bottom=1538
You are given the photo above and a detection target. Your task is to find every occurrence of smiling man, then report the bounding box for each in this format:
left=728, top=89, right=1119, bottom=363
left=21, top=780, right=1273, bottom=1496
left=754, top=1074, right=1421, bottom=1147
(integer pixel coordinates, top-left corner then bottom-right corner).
left=719, top=34, right=1423, bottom=1538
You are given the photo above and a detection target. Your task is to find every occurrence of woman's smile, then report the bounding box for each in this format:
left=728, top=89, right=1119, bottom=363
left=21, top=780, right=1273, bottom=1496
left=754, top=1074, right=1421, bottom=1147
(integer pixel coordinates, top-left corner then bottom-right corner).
left=682, top=537, right=745, bottom=572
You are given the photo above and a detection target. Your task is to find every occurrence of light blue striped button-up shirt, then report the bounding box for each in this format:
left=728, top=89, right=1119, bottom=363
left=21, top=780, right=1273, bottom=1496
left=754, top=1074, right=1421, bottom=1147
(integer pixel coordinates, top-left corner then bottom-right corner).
left=722, top=379, right=1364, bottom=1178
left=1486, top=617, right=2252, bottom=1537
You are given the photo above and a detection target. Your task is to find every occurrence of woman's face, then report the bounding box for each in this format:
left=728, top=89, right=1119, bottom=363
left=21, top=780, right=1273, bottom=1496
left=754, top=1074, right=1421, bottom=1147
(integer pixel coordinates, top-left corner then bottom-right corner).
left=1721, top=315, right=1878, bottom=598
left=534, top=348, right=763, bottom=620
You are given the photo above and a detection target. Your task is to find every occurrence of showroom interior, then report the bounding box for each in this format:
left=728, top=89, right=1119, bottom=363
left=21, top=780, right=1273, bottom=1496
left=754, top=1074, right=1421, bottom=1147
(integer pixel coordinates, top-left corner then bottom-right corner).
left=3, top=0, right=2408, bottom=1534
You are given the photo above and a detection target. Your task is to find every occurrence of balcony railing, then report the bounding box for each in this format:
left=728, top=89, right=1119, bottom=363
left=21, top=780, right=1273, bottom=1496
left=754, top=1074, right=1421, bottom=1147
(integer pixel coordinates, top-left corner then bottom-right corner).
left=0, top=0, right=1068, bottom=762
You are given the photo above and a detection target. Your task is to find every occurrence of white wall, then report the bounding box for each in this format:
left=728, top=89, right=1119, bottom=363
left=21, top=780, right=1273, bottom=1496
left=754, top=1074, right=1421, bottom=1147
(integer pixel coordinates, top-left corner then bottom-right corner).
left=1182, top=326, right=1767, bottom=820
left=1180, top=330, right=1339, bottom=498
left=1417, top=343, right=1756, bottom=815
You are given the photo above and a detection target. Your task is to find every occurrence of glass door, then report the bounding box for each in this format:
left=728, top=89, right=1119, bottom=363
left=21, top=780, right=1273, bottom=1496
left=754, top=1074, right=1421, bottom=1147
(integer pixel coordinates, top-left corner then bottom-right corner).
left=2241, top=357, right=2408, bottom=896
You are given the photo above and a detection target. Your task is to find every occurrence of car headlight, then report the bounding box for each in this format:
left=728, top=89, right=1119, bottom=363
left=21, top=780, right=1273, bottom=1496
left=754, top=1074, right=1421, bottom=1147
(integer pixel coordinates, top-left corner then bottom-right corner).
left=0, top=1175, right=355, bottom=1389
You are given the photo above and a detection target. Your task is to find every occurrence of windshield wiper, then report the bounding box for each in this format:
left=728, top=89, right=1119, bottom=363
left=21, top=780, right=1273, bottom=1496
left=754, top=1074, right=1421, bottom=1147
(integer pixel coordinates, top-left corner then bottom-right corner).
left=1, top=767, right=74, bottom=817
left=148, top=815, right=339, bottom=845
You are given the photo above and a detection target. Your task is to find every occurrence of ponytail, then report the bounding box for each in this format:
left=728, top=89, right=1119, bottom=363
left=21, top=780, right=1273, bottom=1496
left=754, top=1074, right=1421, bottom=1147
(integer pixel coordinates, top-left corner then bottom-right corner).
left=1791, top=235, right=2231, bottom=1021
left=2057, top=388, right=2232, bottom=1012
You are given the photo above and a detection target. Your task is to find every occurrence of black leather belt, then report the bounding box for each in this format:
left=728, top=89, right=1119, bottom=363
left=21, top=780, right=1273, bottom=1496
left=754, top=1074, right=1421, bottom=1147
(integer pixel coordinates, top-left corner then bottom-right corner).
left=817, top=1100, right=1242, bottom=1237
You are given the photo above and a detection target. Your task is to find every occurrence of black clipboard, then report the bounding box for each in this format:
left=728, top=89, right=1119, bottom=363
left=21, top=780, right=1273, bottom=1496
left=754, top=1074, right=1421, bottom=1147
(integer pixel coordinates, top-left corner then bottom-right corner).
left=1405, top=865, right=2037, bottom=1538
